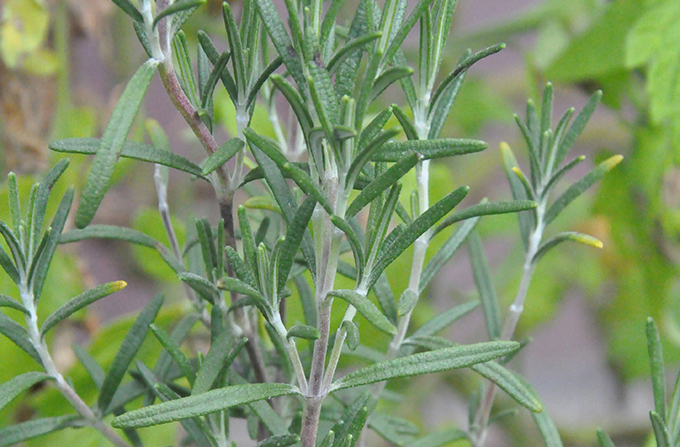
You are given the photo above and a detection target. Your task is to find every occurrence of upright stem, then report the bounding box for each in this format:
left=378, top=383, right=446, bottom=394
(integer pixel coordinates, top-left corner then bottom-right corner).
left=21, top=287, right=132, bottom=447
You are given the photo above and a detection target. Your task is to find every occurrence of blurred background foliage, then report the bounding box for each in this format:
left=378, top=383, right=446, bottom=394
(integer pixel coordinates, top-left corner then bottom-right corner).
left=1, top=0, right=679, bottom=445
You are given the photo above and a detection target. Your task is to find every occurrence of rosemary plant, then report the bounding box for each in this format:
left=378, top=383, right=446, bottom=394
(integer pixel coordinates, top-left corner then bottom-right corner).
left=0, top=0, right=621, bottom=446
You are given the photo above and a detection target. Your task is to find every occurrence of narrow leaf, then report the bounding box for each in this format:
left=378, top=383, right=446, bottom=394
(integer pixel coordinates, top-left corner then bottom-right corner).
left=554, top=90, right=602, bottom=168
left=41, top=281, right=127, bottom=336
left=434, top=199, right=537, bottom=235
left=331, top=215, right=365, bottom=283
left=596, top=429, right=615, bottom=447
left=49, top=138, right=205, bottom=178
left=287, top=325, right=320, bottom=341
left=149, top=324, right=195, bottom=385
left=0, top=295, right=28, bottom=314
left=404, top=428, right=466, bottom=447
left=246, top=56, right=284, bottom=109
left=98, top=293, right=164, bottom=413
left=411, top=300, right=478, bottom=338
left=647, top=318, right=667, bottom=421
left=468, top=231, right=501, bottom=340
left=392, top=104, right=418, bottom=141
left=111, top=0, right=144, bottom=22
left=651, top=410, right=671, bottom=447
left=372, top=138, right=486, bottom=162
left=371, top=66, right=414, bottom=102
left=154, top=0, right=206, bottom=28
left=0, top=246, right=19, bottom=284
left=202, top=138, right=245, bottom=176
left=113, top=383, right=300, bottom=428
left=0, top=313, right=42, bottom=365
left=544, top=155, right=623, bottom=225
left=328, top=33, right=382, bottom=75
left=533, top=232, right=603, bottom=263
left=277, top=196, right=316, bottom=293
left=397, top=289, right=418, bottom=317
left=0, top=415, right=82, bottom=447
left=0, top=372, right=52, bottom=413
left=200, top=50, right=231, bottom=109
left=76, top=59, right=158, bottom=228
left=328, top=290, right=396, bottom=335
left=7, top=173, right=20, bottom=233
left=257, top=435, right=300, bottom=447
left=270, top=75, right=313, bottom=140
left=331, top=341, right=518, bottom=391
left=194, top=334, right=247, bottom=395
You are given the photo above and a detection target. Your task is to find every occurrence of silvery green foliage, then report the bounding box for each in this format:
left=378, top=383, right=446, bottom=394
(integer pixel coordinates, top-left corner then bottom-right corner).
left=0, top=0, right=620, bottom=446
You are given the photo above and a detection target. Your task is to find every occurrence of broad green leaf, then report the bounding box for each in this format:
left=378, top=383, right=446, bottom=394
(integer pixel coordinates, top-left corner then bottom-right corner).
left=98, top=293, right=164, bottom=413
left=331, top=341, right=518, bottom=390
left=544, top=155, right=623, bottom=225
left=76, top=59, right=158, bottom=228
left=277, top=196, right=316, bottom=293
left=40, top=281, right=127, bottom=336
left=287, top=324, right=320, bottom=340
left=154, top=0, right=205, bottom=28
left=0, top=313, right=42, bottom=365
left=0, top=372, right=51, bottom=412
left=435, top=199, right=537, bottom=235
left=532, top=232, right=603, bottom=264
left=0, top=415, right=82, bottom=447
left=49, top=138, right=205, bottom=178
left=347, top=154, right=419, bottom=218
left=202, top=138, right=245, bottom=176
left=596, top=429, right=615, bottom=447
left=404, top=427, right=466, bottom=447
left=647, top=318, right=667, bottom=421
left=369, top=186, right=469, bottom=287
left=651, top=410, right=671, bottom=447
left=111, top=0, right=143, bottom=22
left=372, top=138, right=486, bottom=162
left=328, top=290, right=396, bottom=335
left=113, top=383, right=300, bottom=428
left=420, top=216, right=479, bottom=293
left=468, top=231, right=501, bottom=340
left=0, top=294, right=28, bottom=314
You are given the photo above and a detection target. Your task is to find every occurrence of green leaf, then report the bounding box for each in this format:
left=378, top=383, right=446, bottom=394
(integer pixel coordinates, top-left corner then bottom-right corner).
left=33, top=158, right=70, bottom=243
left=197, top=31, right=238, bottom=103
left=217, top=277, right=271, bottom=317
left=149, top=324, right=195, bottom=386
left=246, top=56, right=284, bottom=109
left=369, top=186, right=469, bottom=287
left=541, top=155, right=586, bottom=200
left=257, top=435, right=300, bottom=447
left=392, top=104, right=418, bottom=141
left=347, top=153, right=419, bottom=218
left=194, top=334, right=246, bottom=395
left=596, top=429, right=615, bottom=447
left=410, top=300, right=478, bottom=339
left=328, top=33, right=383, bottom=75
left=76, top=59, right=158, bottom=228
left=553, top=90, right=602, bottom=168
left=468, top=231, right=501, bottom=340
left=369, top=411, right=419, bottom=445
left=472, top=362, right=541, bottom=412
left=0, top=415, right=82, bottom=447
left=73, top=344, right=105, bottom=388
left=270, top=75, right=313, bottom=141
left=225, top=246, right=257, bottom=287
left=7, top=173, right=20, bottom=234
left=435, top=199, right=537, bottom=235
left=404, top=428, right=466, bottom=447
left=154, top=0, right=205, bottom=28
left=532, top=232, right=603, bottom=264
left=420, top=216, right=479, bottom=293
left=544, top=155, right=623, bottom=225
left=40, top=281, right=127, bottom=336
left=200, top=50, right=230, bottom=110
left=98, top=293, right=164, bottom=413
left=49, top=138, right=205, bottom=178
left=372, top=138, right=486, bottom=162
left=370, top=66, right=414, bottom=102
left=669, top=371, right=680, bottom=445
left=277, top=196, right=316, bottom=293
left=0, top=247, right=20, bottom=284
left=222, top=3, right=246, bottom=98
left=647, top=318, right=667, bottom=421
left=331, top=341, right=518, bottom=391
left=202, top=138, right=245, bottom=176
left=331, top=216, right=365, bottom=283
left=178, top=273, right=219, bottom=305
left=0, top=295, right=28, bottom=314
left=383, top=0, right=434, bottom=65
left=113, top=383, right=300, bottom=428
left=173, top=31, right=200, bottom=107
left=347, top=129, right=401, bottom=189
left=254, top=0, right=304, bottom=87
left=0, top=372, right=51, bottom=413
left=342, top=320, right=360, bottom=351
left=111, top=0, right=144, bottom=22
left=244, top=128, right=333, bottom=214
left=287, top=324, right=320, bottom=341
left=533, top=401, right=563, bottom=447
left=397, top=289, right=418, bottom=317
left=651, top=410, right=671, bottom=447
left=0, top=221, right=25, bottom=272
left=328, top=290, right=396, bottom=335
left=500, top=143, right=532, bottom=248
left=0, top=313, right=42, bottom=365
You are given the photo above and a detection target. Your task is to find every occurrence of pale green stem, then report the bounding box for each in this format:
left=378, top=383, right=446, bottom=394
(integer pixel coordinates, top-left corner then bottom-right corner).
left=21, top=286, right=132, bottom=447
